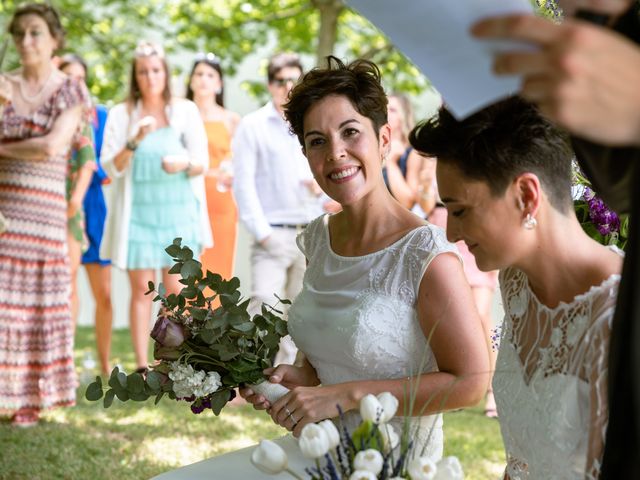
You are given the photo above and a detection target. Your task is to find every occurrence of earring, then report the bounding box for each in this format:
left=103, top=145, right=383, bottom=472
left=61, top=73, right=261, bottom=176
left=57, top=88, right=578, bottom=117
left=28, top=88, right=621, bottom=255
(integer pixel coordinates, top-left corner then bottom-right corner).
left=522, top=213, right=537, bottom=230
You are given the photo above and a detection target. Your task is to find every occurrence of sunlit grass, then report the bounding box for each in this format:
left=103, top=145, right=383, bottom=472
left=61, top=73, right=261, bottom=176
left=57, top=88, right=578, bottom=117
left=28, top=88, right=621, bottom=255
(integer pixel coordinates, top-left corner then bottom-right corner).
left=0, top=327, right=505, bottom=479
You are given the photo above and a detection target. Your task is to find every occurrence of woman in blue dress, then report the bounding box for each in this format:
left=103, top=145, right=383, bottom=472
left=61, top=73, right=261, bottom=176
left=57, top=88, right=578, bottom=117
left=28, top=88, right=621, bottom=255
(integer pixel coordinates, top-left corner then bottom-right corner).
left=100, top=41, right=212, bottom=370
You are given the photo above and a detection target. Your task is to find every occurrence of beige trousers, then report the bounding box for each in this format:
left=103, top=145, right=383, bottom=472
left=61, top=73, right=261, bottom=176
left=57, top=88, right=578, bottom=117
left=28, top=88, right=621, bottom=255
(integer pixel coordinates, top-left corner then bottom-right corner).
left=249, top=227, right=306, bottom=366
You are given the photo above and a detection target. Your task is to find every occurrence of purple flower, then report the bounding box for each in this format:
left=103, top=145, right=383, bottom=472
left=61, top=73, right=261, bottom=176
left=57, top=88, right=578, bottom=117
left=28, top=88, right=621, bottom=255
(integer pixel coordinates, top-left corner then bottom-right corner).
left=585, top=192, right=620, bottom=237
left=151, top=313, right=187, bottom=347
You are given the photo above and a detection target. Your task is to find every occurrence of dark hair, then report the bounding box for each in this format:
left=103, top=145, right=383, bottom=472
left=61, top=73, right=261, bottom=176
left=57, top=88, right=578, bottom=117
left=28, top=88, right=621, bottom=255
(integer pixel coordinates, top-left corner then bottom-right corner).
left=409, top=96, right=574, bottom=213
left=284, top=56, right=388, bottom=147
left=8, top=2, right=65, bottom=50
left=127, top=41, right=172, bottom=107
left=267, top=52, right=303, bottom=83
left=59, top=53, right=87, bottom=78
left=185, top=54, right=225, bottom=107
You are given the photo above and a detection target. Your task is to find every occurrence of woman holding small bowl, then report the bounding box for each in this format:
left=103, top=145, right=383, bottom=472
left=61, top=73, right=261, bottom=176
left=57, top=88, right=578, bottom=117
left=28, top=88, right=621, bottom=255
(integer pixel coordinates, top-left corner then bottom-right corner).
left=100, top=41, right=211, bottom=369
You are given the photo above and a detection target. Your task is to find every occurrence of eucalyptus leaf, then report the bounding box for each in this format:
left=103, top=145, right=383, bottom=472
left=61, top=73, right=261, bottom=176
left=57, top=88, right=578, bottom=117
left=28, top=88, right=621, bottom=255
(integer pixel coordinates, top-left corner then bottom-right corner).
left=127, top=373, right=145, bottom=394
left=85, top=382, right=104, bottom=401
left=103, top=389, right=116, bottom=408
left=210, top=390, right=231, bottom=416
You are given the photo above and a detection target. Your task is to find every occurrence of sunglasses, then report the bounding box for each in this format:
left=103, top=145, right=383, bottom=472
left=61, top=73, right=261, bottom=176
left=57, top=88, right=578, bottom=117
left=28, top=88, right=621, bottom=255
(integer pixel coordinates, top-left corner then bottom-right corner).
left=194, top=52, right=220, bottom=64
left=271, top=77, right=299, bottom=87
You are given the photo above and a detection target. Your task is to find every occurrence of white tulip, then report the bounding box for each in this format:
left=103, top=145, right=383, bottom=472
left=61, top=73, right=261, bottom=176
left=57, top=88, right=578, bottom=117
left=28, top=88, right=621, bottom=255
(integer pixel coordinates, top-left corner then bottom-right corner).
left=407, top=456, right=438, bottom=480
left=298, top=423, right=330, bottom=459
left=434, top=456, right=464, bottom=480
left=317, top=419, right=340, bottom=449
left=353, top=449, right=384, bottom=474
left=379, top=423, right=400, bottom=452
left=349, top=470, right=377, bottom=480
left=376, top=392, right=399, bottom=422
left=360, top=394, right=384, bottom=423
left=250, top=440, right=288, bottom=475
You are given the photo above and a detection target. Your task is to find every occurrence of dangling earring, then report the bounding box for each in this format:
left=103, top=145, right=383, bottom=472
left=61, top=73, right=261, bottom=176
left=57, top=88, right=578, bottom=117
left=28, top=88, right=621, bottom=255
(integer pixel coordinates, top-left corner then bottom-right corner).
left=522, top=213, right=537, bottom=230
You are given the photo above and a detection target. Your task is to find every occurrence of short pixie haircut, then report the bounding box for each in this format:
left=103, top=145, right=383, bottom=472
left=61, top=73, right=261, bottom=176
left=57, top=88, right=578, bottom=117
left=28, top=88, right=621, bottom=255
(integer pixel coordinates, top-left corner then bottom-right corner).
left=409, top=96, right=574, bottom=213
left=284, top=56, right=388, bottom=148
left=9, top=2, right=66, bottom=50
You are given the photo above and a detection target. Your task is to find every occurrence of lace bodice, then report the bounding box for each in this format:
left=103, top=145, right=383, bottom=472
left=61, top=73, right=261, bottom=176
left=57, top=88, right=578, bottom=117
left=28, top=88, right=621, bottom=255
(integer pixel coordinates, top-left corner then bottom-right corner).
left=494, top=250, right=622, bottom=479
left=288, top=214, right=460, bottom=459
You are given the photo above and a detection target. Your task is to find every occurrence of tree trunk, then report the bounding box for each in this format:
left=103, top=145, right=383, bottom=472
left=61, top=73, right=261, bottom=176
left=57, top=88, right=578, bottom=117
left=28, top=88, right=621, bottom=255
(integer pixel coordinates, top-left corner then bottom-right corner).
left=312, top=0, right=345, bottom=66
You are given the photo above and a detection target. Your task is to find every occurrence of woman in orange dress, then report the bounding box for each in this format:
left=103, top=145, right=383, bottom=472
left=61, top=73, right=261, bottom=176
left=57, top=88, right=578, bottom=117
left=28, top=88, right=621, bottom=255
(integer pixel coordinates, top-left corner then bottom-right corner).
left=186, top=53, right=240, bottom=280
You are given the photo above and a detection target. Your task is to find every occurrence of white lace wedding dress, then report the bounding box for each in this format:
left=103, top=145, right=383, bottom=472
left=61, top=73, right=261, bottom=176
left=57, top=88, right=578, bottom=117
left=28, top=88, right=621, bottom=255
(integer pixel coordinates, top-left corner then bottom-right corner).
left=494, top=248, right=622, bottom=480
left=153, top=214, right=459, bottom=479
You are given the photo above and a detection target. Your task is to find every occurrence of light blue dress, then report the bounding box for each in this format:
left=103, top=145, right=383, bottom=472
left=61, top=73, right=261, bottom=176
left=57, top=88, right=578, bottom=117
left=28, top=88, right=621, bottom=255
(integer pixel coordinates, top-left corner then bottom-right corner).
left=127, top=127, right=201, bottom=269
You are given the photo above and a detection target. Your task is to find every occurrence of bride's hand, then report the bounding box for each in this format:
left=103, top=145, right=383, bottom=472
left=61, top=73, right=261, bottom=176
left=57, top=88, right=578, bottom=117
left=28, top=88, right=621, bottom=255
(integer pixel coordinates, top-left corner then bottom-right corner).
left=269, top=383, right=357, bottom=437
left=239, top=362, right=319, bottom=411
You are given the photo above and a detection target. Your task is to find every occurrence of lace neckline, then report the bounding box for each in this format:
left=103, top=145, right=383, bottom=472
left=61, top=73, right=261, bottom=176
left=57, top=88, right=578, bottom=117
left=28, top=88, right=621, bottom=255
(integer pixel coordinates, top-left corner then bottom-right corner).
left=322, top=214, right=429, bottom=261
left=522, top=245, right=623, bottom=312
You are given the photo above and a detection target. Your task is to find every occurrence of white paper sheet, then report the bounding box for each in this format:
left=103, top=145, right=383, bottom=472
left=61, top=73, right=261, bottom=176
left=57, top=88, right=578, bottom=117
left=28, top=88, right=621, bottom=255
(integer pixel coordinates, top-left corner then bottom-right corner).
left=346, top=0, right=534, bottom=118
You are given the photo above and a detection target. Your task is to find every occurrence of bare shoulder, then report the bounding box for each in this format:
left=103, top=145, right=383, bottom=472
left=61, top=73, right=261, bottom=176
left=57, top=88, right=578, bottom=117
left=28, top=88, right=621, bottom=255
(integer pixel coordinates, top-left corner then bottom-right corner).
left=226, top=109, right=241, bottom=133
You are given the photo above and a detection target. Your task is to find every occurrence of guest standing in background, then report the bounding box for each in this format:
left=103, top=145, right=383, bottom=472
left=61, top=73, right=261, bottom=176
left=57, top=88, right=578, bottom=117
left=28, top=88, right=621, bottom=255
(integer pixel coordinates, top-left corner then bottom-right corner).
left=186, top=52, right=240, bottom=281
left=100, top=41, right=211, bottom=370
left=58, top=53, right=113, bottom=376
left=0, top=3, right=90, bottom=426
left=58, top=54, right=96, bottom=329
left=232, top=52, right=322, bottom=366
left=383, top=92, right=424, bottom=211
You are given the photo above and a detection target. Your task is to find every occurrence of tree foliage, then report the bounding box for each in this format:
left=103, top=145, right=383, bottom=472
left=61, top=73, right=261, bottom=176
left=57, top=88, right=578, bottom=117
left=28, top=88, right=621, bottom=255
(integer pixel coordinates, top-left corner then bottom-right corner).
left=0, top=0, right=554, bottom=104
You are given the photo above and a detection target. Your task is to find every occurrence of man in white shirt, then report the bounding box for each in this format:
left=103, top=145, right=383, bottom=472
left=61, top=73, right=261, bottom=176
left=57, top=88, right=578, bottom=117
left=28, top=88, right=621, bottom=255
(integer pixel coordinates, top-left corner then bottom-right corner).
left=232, top=52, right=321, bottom=365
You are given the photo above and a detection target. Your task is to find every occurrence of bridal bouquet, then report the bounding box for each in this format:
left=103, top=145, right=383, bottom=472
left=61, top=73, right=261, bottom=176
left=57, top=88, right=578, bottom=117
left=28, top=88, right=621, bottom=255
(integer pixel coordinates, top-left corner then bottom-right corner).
left=251, top=393, right=464, bottom=480
left=85, top=238, right=290, bottom=415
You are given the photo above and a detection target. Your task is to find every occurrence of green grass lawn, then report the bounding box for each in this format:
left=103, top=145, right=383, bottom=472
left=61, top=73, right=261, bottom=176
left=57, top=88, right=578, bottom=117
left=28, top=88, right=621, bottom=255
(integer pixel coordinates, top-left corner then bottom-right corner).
left=0, top=327, right=505, bottom=480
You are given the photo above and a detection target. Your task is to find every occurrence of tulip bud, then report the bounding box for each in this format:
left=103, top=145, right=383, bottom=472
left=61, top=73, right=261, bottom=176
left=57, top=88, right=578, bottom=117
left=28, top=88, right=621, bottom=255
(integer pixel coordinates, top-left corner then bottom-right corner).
left=376, top=392, right=399, bottom=423
left=407, top=456, right=438, bottom=480
left=317, top=420, right=340, bottom=450
left=349, top=470, right=377, bottom=480
left=359, top=394, right=384, bottom=423
left=434, top=456, right=464, bottom=480
left=250, top=440, right=288, bottom=475
left=379, top=423, right=400, bottom=452
left=298, top=424, right=330, bottom=459
left=353, top=449, right=384, bottom=475
left=151, top=314, right=186, bottom=348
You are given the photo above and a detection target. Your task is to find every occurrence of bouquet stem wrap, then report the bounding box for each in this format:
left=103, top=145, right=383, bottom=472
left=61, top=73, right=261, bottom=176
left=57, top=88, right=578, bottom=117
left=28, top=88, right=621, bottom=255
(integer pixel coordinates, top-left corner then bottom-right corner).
left=251, top=381, right=290, bottom=404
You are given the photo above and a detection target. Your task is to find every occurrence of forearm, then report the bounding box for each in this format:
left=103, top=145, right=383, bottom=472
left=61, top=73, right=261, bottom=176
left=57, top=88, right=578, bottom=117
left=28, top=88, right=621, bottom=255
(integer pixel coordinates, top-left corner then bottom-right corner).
left=112, top=148, right=134, bottom=173
left=386, top=162, right=416, bottom=209
left=340, top=369, right=488, bottom=416
left=70, top=163, right=94, bottom=204
left=0, top=135, right=65, bottom=161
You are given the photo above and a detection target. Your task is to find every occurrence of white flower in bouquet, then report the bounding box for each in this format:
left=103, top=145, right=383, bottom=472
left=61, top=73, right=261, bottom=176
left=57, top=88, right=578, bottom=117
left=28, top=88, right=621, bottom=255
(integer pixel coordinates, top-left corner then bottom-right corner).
left=434, top=456, right=464, bottom=480
left=378, top=423, right=400, bottom=452
left=359, top=394, right=384, bottom=423
left=360, top=392, right=398, bottom=424
left=168, top=362, right=221, bottom=399
left=407, top=456, right=438, bottom=480
left=251, top=440, right=289, bottom=475
left=376, top=392, right=399, bottom=423
left=353, top=449, right=384, bottom=475
left=317, top=419, right=340, bottom=449
left=298, top=423, right=330, bottom=459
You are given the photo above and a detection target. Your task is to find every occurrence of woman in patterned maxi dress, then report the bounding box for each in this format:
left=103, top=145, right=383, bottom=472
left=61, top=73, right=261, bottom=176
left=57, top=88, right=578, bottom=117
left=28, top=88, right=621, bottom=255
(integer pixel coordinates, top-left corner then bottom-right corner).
left=0, top=3, right=89, bottom=427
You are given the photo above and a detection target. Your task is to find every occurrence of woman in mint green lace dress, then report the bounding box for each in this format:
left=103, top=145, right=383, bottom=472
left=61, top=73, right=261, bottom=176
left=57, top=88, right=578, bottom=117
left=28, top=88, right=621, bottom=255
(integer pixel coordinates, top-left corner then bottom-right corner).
left=101, top=41, right=212, bottom=369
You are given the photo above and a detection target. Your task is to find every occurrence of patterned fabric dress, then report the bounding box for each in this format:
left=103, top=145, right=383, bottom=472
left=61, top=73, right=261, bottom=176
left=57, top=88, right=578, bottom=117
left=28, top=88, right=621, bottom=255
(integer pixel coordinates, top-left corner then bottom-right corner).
left=0, top=78, right=89, bottom=413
